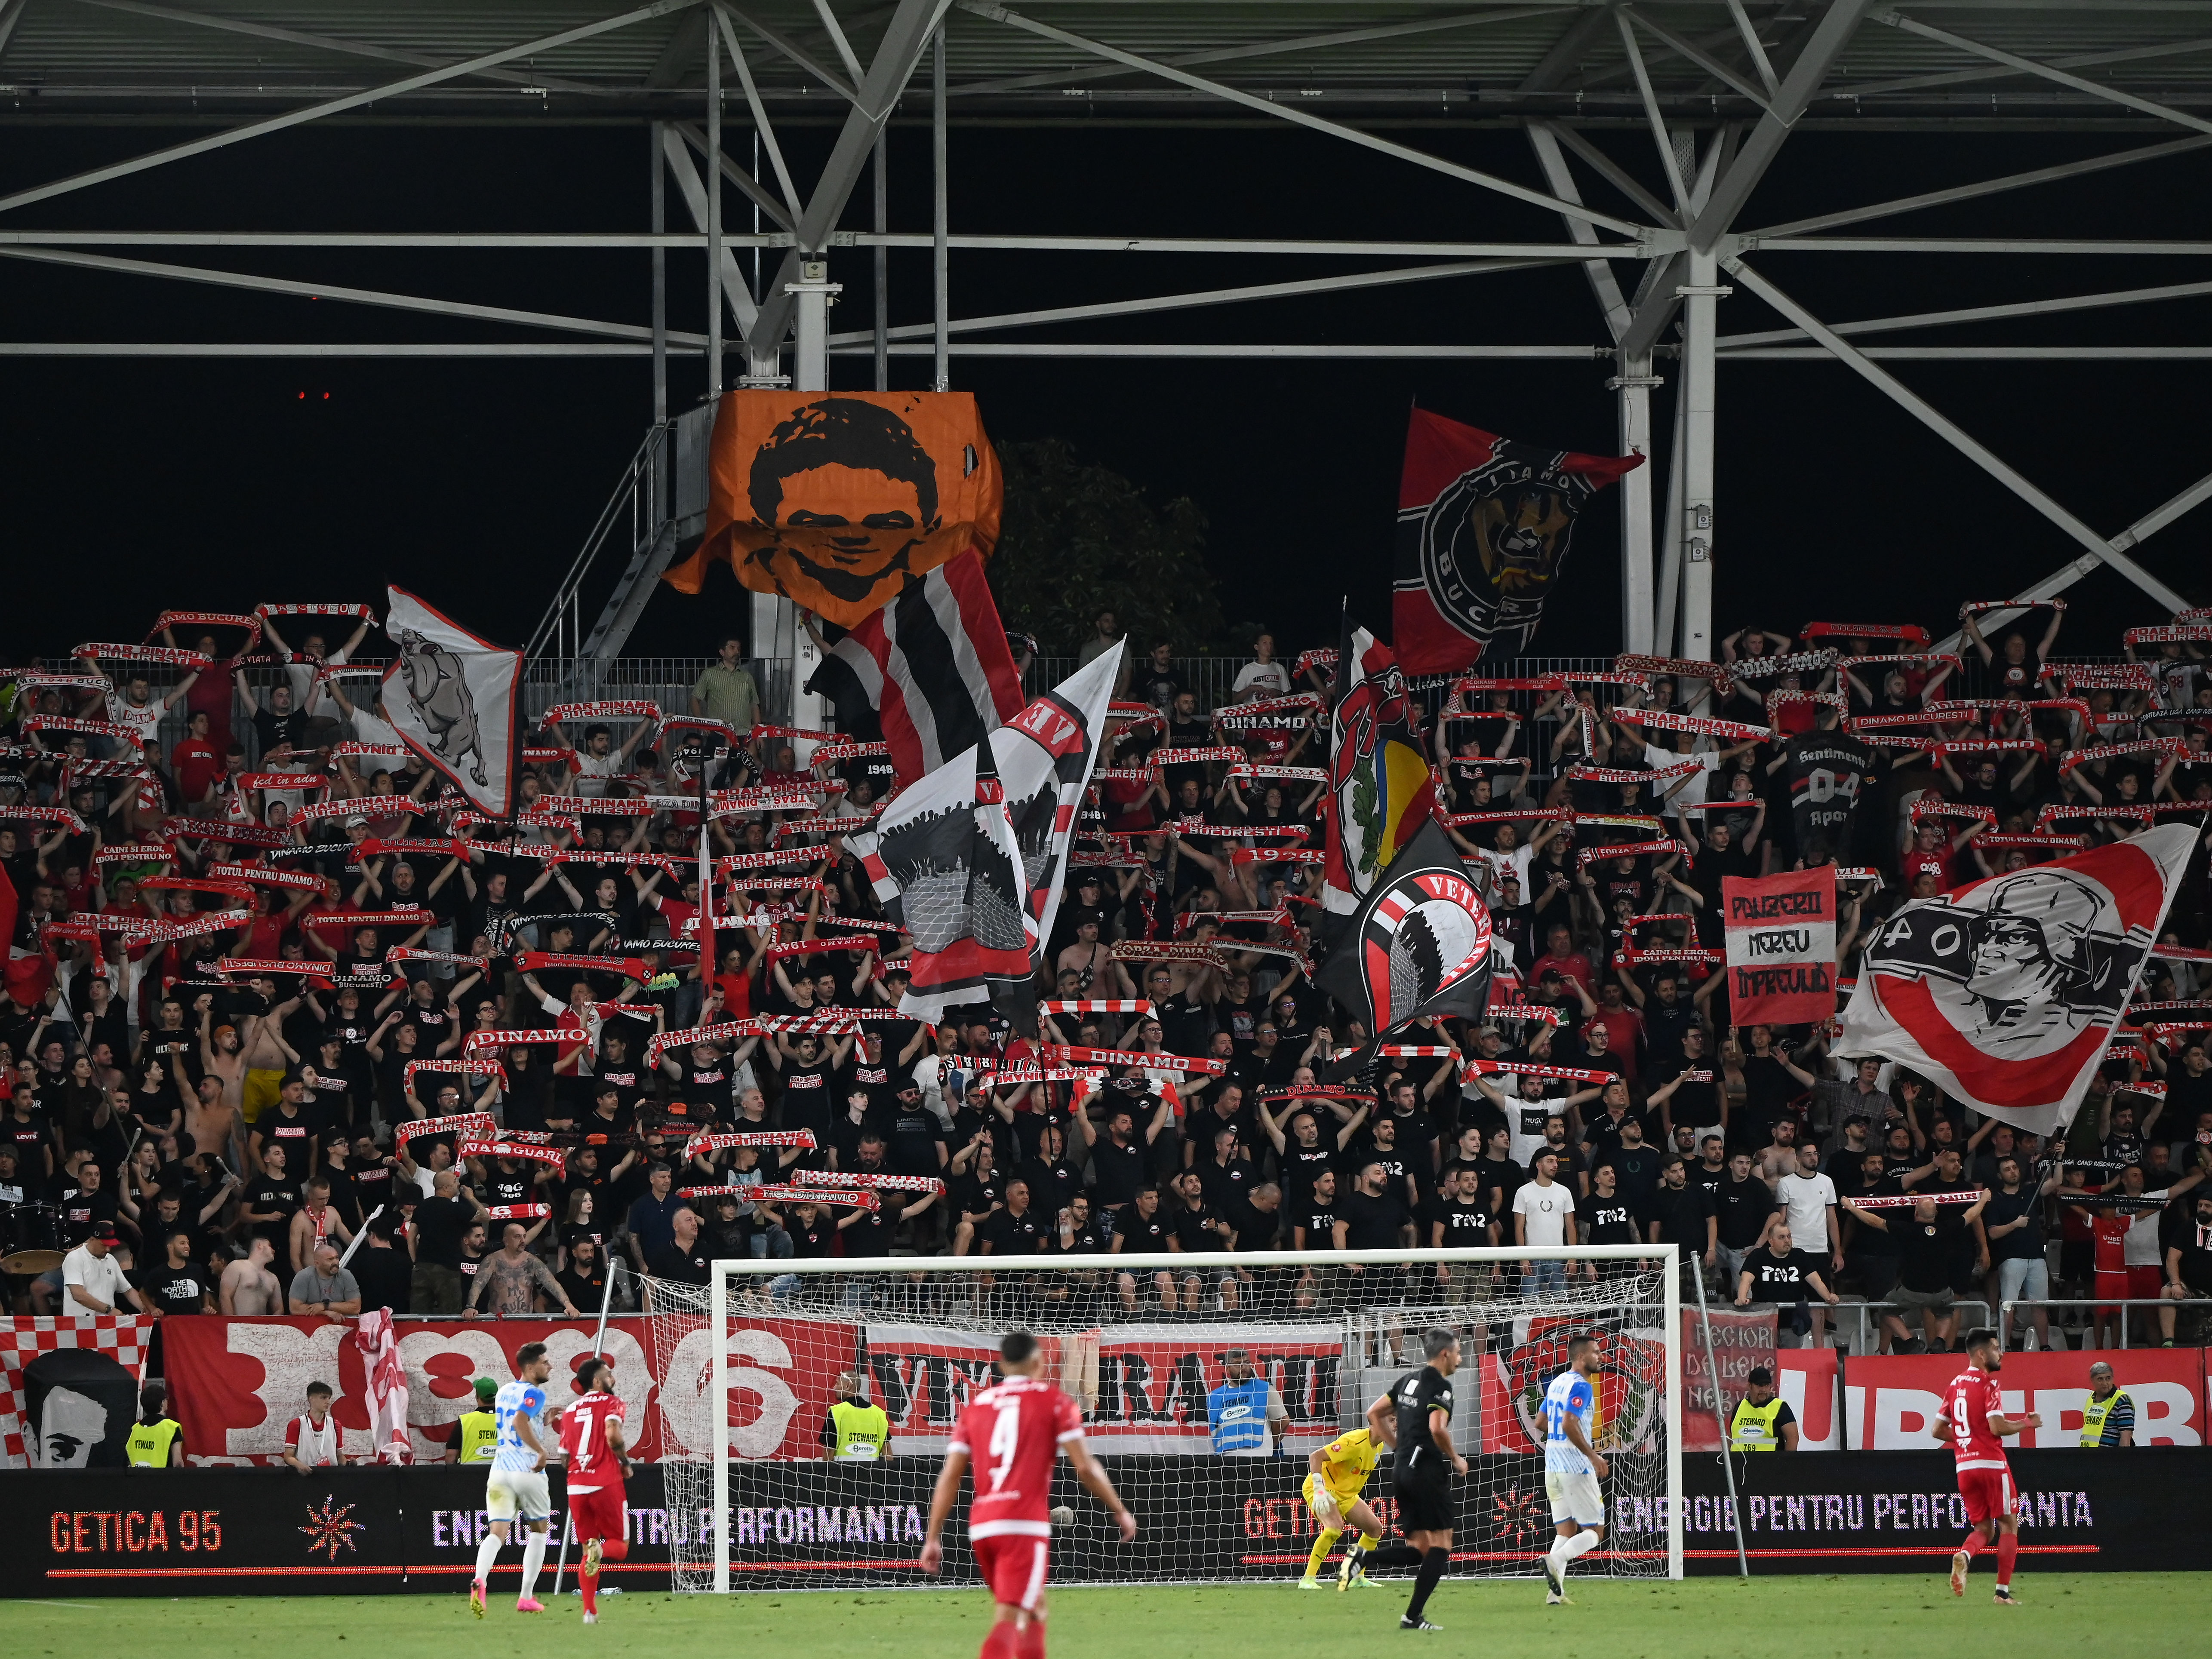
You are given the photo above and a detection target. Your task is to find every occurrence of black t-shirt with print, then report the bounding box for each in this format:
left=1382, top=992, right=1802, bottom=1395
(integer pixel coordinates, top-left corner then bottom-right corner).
left=1714, top=1173, right=1780, bottom=1249
left=1113, top=1204, right=1172, bottom=1253
left=981, top=1206, right=1047, bottom=1256
left=1739, top=1245, right=1822, bottom=1297
left=1578, top=1190, right=1643, bottom=1246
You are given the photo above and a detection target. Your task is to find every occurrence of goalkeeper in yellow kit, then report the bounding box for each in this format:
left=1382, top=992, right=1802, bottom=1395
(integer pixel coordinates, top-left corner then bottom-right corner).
left=1298, top=1390, right=1399, bottom=1591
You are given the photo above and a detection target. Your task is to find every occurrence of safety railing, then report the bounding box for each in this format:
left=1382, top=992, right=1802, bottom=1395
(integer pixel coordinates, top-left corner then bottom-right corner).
left=2000, top=1296, right=2202, bottom=1349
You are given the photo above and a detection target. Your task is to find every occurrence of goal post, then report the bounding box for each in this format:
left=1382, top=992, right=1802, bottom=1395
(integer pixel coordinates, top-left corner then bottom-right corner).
left=646, top=1244, right=1684, bottom=1594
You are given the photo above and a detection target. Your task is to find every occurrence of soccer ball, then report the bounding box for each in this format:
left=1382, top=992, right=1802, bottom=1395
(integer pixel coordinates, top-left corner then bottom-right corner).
left=1049, top=1506, right=1076, bottom=1526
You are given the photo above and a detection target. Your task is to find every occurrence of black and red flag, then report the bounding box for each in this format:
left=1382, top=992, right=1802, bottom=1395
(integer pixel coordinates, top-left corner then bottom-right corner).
left=805, top=548, right=1025, bottom=786
left=1317, top=817, right=1495, bottom=1078
left=1392, top=408, right=1643, bottom=675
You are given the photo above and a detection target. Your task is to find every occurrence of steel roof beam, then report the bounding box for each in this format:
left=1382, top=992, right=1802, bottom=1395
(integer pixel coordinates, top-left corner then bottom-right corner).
left=1829, top=30, right=2212, bottom=101
left=1726, top=256, right=2189, bottom=616
left=659, top=121, right=762, bottom=334
left=710, top=9, right=804, bottom=219
left=960, top=1, right=1655, bottom=239
left=1744, top=135, right=2212, bottom=239
left=1718, top=276, right=2212, bottom=348
left=0, top=243, right=708, bottom=344
left=0, top=0, right=698, bottom=216
left=1877, top=10, right=2212, bottom=137
left=744, top=0, right=951, bottom=353
left=1619, top=0, right=1875, bottom=357
left=672, top=120, right=794, bottom=232
left=1622, top=5, right=1772, bottom=111
left=822, top=255, right=1563, bottom=344
left=952, top=5, right=1568, bottom=99
left=67, top=0, right=612, bottom=95
left=722, top=2, right=858, bottom=102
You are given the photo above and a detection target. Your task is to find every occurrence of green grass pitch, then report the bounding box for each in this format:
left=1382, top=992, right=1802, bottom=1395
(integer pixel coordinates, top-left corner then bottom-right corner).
left=6, top=1575, right=2191, bottom=1658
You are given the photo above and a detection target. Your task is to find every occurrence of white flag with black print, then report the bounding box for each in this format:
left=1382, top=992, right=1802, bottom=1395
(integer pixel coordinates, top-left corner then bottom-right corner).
left=852, top=648, right=1120, bottom=1029
left=1836, top=823, right=2195, bottom=1136
left=378, top=587, right=523, bottom=816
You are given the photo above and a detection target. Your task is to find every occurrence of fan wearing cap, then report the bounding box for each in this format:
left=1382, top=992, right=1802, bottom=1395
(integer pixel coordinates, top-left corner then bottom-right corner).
left=61, top=1220, right=147, bottom=1323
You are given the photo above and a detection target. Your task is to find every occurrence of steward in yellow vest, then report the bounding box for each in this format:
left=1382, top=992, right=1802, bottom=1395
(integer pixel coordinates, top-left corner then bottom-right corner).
left=821, top=1373, right=892, bottom=1462
left=446, top=1376, right=501, bottom=1464
left=1728, top=1367, right=1799, bottom=1451
left=2079, top=1364, right=2135, bottom=1447
left=126, top=1383, right=184, bottom=1469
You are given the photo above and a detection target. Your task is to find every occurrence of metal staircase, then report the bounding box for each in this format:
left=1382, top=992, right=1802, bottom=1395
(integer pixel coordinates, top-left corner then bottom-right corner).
left=528, top=401, right=715, bottom=668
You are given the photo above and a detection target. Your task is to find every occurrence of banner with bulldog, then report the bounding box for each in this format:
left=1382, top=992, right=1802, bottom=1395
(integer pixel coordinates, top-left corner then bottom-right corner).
left=1392, top=409, right=1643, bottom=675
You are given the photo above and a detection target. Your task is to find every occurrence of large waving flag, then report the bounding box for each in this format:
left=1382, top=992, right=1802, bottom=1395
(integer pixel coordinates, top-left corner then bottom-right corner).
left=664, top=390, right=1003, bottom=628
left=1393, top=409, right=1642, bottom=674
left=1322, top=618, right=1436, bottom=917
left=1836, top=824, right=2194, bottom=1135
left=379, top=588, right=522, bottom=817
left=1317, top=817, right=1494, bottom=1078
left=853, top=649, right=1119, bottom=1029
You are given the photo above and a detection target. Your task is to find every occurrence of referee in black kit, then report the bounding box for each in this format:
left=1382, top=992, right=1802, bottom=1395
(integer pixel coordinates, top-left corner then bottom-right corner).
left=1367, top=1326, right=1469, bottom=1632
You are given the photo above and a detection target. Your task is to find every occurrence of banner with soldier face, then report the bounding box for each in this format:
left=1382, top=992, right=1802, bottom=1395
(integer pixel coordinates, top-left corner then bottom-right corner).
left=1836, top=824, right=2193, bottom=1134
left=1392, top=409, right=1642, bottom=675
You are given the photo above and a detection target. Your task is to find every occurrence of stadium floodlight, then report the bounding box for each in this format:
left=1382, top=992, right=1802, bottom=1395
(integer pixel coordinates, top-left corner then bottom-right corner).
left=640, top=1244, right=1682, bottom=1594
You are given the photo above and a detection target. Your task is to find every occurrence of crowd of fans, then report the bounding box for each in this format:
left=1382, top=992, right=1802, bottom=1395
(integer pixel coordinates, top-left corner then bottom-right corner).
left=2, top=596, right=2210, bottom=1383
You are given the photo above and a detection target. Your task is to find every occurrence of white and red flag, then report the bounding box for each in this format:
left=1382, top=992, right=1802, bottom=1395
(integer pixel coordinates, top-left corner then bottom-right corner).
left=1722, top=868, right=1837, bottom=1027
left=1836, top=824, right=2195, bottom=1135
left=853, top=649, right=1119, bottom=1029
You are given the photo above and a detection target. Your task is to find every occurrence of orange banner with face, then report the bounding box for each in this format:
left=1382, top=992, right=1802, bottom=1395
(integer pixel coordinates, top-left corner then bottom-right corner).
left=663, top=390, right=1004, bottom=627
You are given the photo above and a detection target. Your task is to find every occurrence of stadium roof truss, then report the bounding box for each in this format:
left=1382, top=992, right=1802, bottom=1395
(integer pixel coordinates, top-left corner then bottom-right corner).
left=2, top=0, right=2208, bottom=663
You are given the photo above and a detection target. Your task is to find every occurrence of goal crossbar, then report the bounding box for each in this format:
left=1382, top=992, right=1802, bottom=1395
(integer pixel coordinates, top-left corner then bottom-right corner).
left=695, top=1244, right=1685, bottom=1591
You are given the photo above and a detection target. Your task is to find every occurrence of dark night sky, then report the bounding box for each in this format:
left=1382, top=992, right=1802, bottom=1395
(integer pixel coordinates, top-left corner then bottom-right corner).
left=3, top=114, right=2206, bottom=663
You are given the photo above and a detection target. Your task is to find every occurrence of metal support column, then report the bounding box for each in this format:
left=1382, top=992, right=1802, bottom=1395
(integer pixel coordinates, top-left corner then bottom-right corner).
left=790, top=261, right=840, bottom=392
left=931, top=22, right=949, bottom=393
left=705, top=21, right=723, bottom=399
left=1611, top=355, right=1659, bottom=655
left=784, top=261, right=840, bottom=745
left=873, top=132, right=889, bottom=392
left=650, top=121, right=668, bottom=426
left=1653, top=381, right=1689, bottom=658
left=1679, top=252, right=1727, bottom=675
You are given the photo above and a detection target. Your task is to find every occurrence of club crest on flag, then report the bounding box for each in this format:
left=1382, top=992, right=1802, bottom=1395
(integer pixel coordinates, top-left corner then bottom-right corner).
left=1362, top=864, right=1493, bottom=1032
left=1319, top=818, right=1495, bottom=1076
left=1323, top=620, right=1434, bottom=916
left=1392, top=409, right=1642, bottom=674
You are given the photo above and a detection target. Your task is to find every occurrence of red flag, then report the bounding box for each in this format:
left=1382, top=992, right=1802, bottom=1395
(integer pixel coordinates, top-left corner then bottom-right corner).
left=1722, top=868, right=1838, bottom=1027
left=1393, top=409, right=1642, bottom=674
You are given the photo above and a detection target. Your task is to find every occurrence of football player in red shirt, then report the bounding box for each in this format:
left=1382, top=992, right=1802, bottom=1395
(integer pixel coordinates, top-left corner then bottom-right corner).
left=920, top=1331, right=1137, bottom=1659
left=557, top=1357, right=632, bottom=1625
left=1932, top=1328, right=2042, bottom=1606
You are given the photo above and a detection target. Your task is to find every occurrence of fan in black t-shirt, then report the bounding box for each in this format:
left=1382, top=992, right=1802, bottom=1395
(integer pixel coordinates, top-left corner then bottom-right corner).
left=1576, top=1169, right=1643, bottom=1247
left=979, top=1183, right=1047, bottom=1256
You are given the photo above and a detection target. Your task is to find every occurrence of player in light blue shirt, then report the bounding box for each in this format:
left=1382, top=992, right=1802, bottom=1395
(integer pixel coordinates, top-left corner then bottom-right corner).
left=1536, top=1334, right=1609, bottom=1605
left=492, top=1377, right=551, bottom=1473
left=472, top=1342, right=558, bottom=1618
left=1542, top=1368, right=1594, bottom=1475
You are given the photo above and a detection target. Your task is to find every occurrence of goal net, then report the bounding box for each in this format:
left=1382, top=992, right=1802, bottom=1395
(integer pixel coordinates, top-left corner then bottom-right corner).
left=643, top=1245, right=1681, bottom=1594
